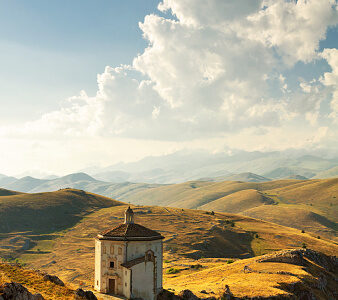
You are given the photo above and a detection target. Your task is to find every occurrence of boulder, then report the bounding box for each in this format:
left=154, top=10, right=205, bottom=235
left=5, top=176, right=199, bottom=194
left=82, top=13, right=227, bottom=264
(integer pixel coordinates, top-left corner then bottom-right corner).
left=157, top=289, right=180, bottom=300
left=178, top=290, right=199, bottom=300
left=0, top=282, right=44, bottom=300
left=42, top=274, right=64, bottom=286
left=74, top=288, right=97, bottom=300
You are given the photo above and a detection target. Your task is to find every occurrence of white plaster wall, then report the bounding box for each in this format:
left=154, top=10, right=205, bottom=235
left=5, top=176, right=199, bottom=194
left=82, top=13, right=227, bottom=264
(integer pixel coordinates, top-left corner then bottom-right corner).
left=127, top=240, right=163, bottom=296
left=122, top=268, right=131, bottom=298
left=94, top=239, right=101, bottom=291
left=131, top=261, right=155, bottom=300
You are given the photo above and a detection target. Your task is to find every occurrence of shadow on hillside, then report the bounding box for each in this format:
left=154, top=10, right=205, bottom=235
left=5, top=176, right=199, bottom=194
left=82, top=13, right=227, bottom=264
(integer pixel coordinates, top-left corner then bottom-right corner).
left=168, top=224, right=255, bottom=259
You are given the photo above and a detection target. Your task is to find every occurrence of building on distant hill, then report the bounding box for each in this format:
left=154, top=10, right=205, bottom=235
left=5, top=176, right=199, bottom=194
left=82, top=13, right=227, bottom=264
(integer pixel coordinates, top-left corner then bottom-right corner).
left=95, top=206, right=164, bottom=300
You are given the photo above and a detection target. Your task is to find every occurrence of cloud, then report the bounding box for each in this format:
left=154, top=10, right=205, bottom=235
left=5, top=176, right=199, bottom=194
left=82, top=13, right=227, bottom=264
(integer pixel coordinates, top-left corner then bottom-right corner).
left=0, top=0, right=337, bottom=162
left=320, top=48, right=338, bottom=123
left=239, top=0, right=337, bottom=64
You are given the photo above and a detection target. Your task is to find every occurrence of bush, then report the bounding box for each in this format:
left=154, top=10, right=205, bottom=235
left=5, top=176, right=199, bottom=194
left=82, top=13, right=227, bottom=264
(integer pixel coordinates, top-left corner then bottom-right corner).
left=301, top=230, right=305, bottom=233
left=190, top=264, right=203, bottom=269
left=317, top=236, right=321, bottom=239
left=164, top=259, right=170, bottom=263
left=302, top=242, right=307, bottom=249
left=166, top=267, right=180, bottom=274
left=226, top=259, right=234, bottom=264
left=255, top=233, right=259, bottom=238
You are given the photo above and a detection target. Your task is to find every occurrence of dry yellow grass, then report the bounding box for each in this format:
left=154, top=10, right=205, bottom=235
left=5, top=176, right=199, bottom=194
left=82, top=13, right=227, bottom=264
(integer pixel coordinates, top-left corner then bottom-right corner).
left=0, top=261, right=75, bottom=299
left=164, top=252, right=331, bottom=299
left=121, top=178, right=337, bottom=241
left=200, top=189, right=268, bottom=213
left=17, top=205, right=337, bottom=291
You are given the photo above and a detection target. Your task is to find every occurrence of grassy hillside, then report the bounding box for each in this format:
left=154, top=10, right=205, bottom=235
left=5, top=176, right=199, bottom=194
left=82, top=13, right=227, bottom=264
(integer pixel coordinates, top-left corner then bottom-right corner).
left=200, top=189, right=274, bottom=213
left=314, top=166, right=338, bottom=178
left=0, top=189, right=122, bottom=261
left=0, top=262, right=75, bottom=299
left=242, top=206, right=337, bottom=239
left=116, top=179, right=337, bottom=241
left=0, top=188, right=122, bottom=234
left=16, top=204, right=338, bottom=289
left=164, top=249, right=337, bottom=299
left=0, top=188, right=22, bottom=196
left=199, top=172, right=271, bottom=182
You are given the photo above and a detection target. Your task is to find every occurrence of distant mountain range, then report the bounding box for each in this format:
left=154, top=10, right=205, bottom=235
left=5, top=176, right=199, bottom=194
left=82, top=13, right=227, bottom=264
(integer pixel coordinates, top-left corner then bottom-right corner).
left=80, top=150, right=337, bottom=183
left=0, top=150, right=337, bottom=195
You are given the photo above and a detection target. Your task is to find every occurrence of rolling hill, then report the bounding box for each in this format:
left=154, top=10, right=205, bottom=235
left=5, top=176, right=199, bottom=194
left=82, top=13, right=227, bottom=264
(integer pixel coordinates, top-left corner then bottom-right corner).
left=0, top=188, right=122, bottom=261
left=0, top=188, right=122, bottom=235
left=14, top=204, right=338, bottom=289
left=0, top=189, right=337, bottom=299
left=198, top=172, right=271, bottom=182
left=313, top=166, right=338, bottom=179
left=114, top=178, right=338, bottom=241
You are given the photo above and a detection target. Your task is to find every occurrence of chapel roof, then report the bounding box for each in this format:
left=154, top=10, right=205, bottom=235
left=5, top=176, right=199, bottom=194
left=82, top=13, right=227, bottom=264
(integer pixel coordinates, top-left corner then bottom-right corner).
left=97, top=222, right=164, bottom=241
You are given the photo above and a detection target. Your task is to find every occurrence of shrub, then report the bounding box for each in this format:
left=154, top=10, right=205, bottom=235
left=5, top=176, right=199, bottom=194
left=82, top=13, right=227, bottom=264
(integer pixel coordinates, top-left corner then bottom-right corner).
left=164, top=259, right=170, bottom=263
left=230, top=221, right=235, bottom=227
left=226, top=259, right=234, bottom=264
left=302, top=242, right=307, bottom=249
left=190, top=264, right=203, bottom=269
left=166, top=267, right=180, bottom=274
left=301, top=230, right=305, bottom=233
left=255, top=233, right=259, bottom=238
left=211, top=211, right=215, bottom=215
left=317, top=236, right=321, bottom=239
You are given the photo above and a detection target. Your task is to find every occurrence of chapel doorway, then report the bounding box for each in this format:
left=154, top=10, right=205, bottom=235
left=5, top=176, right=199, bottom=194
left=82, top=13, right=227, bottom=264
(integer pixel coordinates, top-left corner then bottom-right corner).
left=108, top=279, right=115, bottom=294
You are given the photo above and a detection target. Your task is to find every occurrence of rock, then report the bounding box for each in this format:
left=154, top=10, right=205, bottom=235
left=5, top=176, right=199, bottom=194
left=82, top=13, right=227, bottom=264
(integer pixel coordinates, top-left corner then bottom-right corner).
left=33, top=294, right=44, bottom=300
left=157, top=289, right=180, bottom=300
left=42, top=274, right=64, bottom=286
left=74, top=288, right=97, bottom=300
left=178, top=290, right=199, bottom=300
left=0, top=282, right=44, bottom=300
left=199, top=290, right=208, bottom=294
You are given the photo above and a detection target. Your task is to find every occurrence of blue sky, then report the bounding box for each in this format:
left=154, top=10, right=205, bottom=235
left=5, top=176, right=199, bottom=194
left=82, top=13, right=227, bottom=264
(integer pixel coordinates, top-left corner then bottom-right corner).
left=0, top=0, right=337, bottom=176
left=0, top=0, right=160, bottom=124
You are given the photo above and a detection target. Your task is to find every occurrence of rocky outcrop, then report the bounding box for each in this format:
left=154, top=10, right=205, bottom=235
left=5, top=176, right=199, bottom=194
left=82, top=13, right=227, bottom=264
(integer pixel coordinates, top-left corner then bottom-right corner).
left=0, top=282, right=44, bottom=300
left=74, top=288, right=97, bottom=300
left=42, top=274, right=64, bottom=286
left=258, top=248, right=337, bottom=271
left=158, top=289, right=215, bottom=300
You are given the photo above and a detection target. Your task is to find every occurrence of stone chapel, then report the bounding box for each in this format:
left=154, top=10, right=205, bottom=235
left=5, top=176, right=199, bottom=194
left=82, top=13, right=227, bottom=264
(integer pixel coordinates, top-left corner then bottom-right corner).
left=94, top=206, right=164, bottom=300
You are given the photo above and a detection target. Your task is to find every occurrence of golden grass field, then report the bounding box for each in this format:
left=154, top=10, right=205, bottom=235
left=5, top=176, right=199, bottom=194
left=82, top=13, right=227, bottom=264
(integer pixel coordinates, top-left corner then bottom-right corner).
left=0, top=262, right=75, bottom=299
left=14, top=205, right=337, bottom=291
left=0, top=187, right=337, bottom=299
left=120, top=178, right=338, bottom=240
left=163, top=249, right=337, bottom=299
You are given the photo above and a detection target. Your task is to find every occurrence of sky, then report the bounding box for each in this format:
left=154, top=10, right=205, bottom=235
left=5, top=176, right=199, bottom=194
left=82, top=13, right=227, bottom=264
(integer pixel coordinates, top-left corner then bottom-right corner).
left=0, top=0, right=337, bottom=176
